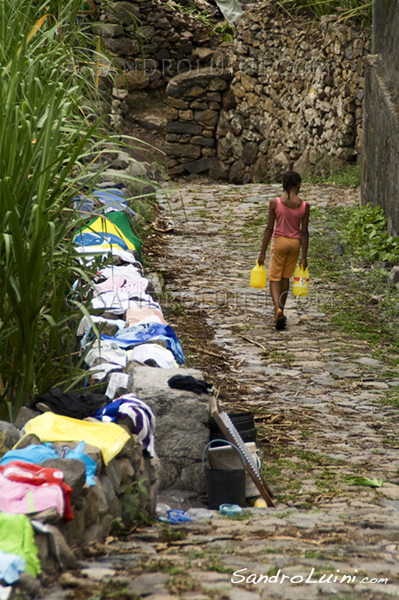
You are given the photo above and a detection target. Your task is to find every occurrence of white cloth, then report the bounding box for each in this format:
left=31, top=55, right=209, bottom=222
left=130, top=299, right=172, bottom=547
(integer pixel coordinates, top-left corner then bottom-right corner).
left=84, top=340, right=127, bottom=368
left=87, top=363, right=124, bottom=381
left=98, top=264, right=144, bottom=282
left=127, top=343, right=176, bottom=369
left=105, top=373, right=130, bottom=399
left=77, top=316, right=126, bottom=337
left=75, top=246, right=137, bottom=266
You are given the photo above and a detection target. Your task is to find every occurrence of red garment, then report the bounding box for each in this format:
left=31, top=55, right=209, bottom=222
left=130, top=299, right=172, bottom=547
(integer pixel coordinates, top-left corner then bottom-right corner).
left=273, top=197, right=307, bottom=239
left=0, top=461, right=74, bottom=522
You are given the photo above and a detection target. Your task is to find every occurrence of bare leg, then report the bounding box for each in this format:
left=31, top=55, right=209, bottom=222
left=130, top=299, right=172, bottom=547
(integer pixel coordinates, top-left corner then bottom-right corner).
left=280, top=277, right=290, bottom=311
left=270, top=280, right=283, bottom=320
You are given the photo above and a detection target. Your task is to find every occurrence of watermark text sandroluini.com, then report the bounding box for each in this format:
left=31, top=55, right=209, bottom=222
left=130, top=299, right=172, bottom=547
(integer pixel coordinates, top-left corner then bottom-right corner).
left=231, top=567, right=389, bottom=586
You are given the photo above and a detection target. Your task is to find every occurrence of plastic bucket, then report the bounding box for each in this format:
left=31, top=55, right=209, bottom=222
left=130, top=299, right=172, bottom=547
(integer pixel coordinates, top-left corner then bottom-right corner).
left=202, top=440, right=246, bottom=509
left=207, top=441, right=260, bottom=498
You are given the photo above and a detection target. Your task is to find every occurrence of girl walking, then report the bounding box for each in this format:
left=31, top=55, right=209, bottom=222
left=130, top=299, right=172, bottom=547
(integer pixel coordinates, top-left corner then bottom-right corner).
left=258, top=171, right=309, bottom=330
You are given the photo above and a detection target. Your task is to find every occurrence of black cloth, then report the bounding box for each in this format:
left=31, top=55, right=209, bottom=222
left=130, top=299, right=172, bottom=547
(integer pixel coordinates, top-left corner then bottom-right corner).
left=31, top=388, right=109, bottom=420
left=168, top=375, right=213, bottom=395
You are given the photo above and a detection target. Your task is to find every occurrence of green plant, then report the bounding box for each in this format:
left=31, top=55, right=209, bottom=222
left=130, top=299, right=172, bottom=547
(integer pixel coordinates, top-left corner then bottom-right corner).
left=0, top=0, right=150, bottom=420
left=277, top=0, right=372, bottom=24
left=343, top=204, right=399, bottom=263
left=160, top=522, right=188, bottom=542
left=118, top=479, right=150, bottom=526
left=167, top=1, right=214, bottom=27
left=304, top=164, right=361, bottom=188
left=0, top=0, right=101, bottom=419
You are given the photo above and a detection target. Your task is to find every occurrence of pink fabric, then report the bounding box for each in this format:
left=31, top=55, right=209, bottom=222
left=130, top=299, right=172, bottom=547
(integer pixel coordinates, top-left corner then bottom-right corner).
left=0, top=461, right=73, bottom=521
left=94, top=276, right=126, bottom=294
left=273, top=197, right=307, bottom=239
left=125, top=306, right=167, bottom=328
left=0, top=473, right=65, bottom=517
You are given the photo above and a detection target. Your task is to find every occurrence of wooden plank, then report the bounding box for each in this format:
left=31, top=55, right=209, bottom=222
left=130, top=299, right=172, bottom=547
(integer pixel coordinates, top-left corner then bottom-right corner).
left=209, top=396, right=275, bottom=508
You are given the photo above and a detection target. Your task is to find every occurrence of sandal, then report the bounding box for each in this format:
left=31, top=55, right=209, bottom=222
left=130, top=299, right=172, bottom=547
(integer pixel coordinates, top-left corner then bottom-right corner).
left=275, top=315, right=287, bottom=330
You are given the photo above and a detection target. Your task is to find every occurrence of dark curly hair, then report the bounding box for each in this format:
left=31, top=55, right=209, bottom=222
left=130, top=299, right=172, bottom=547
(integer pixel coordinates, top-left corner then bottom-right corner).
left=282, top=171, right=302, bottom=200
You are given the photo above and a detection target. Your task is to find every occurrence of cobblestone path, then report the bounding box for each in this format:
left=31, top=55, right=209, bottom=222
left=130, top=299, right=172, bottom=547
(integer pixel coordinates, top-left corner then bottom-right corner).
left=49, top=183, right=399, bottom=600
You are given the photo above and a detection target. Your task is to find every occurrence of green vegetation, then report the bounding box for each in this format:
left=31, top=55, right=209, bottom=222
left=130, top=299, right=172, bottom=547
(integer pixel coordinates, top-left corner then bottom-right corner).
left=160, top=523, right=188, bottom=542
left=0, top=0, right=149, bottom=420
left=343, top=204, right=399, bottom=263
left=277, top=0, right=372, bottom=24
left=304, top=164, right=361, bottom=188
left=308, top=203, right=399, bottom=354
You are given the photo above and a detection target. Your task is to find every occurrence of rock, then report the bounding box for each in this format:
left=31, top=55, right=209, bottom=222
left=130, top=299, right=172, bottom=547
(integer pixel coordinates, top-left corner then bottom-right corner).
left=166, top=142, right=202, bottom=160
left=194, top=109, right=219, bottom=128
left=42, top=459, right=86, bottom=502
left=251, top=155, right=269, bottom=182
left=13, top=433, right=41, bottom=450
left=105, top=1, right=140, bottom=25
left=94, top=23, right=122, bottom=37
left=0, top=421, right=21, bottom=458
left=209, top=159, right=229, bottom=180
left=81, top=567, right=116, bottom=581
left=268, top=151, right=292, bottom=181
left=184, top=157, right=217, bottom=174
left=242, top=141, right=258, bottom=165
left=229, top=160, right=246, bottom=184
left=128, top=573, right=169, bottom=596
left=14, top=406, right=41, bottom=430
left=125, top=70, right=150, bottom=91
left=334, top=243, right=345, bottom=255
left=127, top=366, right=210, bottom=491
left=389, top=266, right=399, bottom=283
left=373, top=261, right=393, bottom=269
left=166, top=121, right=202, bottom=135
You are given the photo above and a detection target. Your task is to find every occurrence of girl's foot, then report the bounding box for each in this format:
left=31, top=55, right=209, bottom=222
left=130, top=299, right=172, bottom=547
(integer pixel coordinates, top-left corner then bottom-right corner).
left=275, top=309, right=287, bottom=330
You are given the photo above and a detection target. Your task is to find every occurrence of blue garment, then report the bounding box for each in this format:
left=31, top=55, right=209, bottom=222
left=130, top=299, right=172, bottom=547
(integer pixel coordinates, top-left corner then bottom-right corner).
left=100, top=323, right=185, bottom=364
left=0, top=444, right=58, bottom=466
left=0, top=442, right=96, bottom=486
left=93, top=395, right=156, bottom=457
left=73, top=187, right=135, bottom=219
left=63, top=441, right=97, bottom=486
left=0, top=551, right=26, bottom=584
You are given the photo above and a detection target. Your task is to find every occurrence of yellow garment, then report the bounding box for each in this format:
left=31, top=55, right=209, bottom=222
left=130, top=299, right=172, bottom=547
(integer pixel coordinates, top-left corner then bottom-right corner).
left=21, top=413, right=130, bottom=465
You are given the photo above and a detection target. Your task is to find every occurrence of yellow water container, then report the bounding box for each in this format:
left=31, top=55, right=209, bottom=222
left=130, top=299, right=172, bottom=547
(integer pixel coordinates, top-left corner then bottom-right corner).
left=250, top=261, right=267, bottom=289
left=292, top=265, right=309, bottom=297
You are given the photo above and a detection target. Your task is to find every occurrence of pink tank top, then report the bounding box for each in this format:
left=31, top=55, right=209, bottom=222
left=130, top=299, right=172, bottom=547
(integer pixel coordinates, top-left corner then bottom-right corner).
left=273, top=197, right=307, bottom=239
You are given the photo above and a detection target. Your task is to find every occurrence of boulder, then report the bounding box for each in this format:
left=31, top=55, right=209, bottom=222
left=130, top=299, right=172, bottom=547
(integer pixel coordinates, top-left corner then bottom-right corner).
left=127, top=366, right=210, bottom=491
left=0, top=421, right=21, bottom=459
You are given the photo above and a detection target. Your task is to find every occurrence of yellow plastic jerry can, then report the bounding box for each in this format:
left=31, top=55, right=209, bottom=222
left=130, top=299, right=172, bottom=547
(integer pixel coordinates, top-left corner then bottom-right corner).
left=250, top=261, right=267, bottom=289
left=292, top=265, right=309, bottom=297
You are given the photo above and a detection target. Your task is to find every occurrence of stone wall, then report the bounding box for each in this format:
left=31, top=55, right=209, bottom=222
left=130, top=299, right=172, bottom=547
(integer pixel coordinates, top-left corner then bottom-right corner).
left=128, top=366, right=210, bottom=491
left=97, top=0, right=220, bottom=92
left=166, top=63, right=233, bottom=177
left=0, top=411, right=159, bottom=574
left=361, top=0, right=399, bottom=236
left=164, top=2, right=371, bottom=182
left=214, top=1, right=371, bottom=183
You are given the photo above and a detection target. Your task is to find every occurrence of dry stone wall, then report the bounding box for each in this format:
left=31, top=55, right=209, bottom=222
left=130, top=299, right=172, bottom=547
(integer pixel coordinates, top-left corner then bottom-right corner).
left=166, top=62, right=233, bottom=176
left=215, top=1, right=371, bottom=183
left=164, top=1, right=371, bottom=181
left=0, top=413, right=159, bottom=573
left=97, top=0, right=220, bottom=93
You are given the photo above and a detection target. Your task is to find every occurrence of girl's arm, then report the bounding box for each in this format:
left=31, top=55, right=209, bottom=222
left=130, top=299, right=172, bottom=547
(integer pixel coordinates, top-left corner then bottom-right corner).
left=300, top=203, right=310, bottom=269
left=258, top=199, right=276, bottom=265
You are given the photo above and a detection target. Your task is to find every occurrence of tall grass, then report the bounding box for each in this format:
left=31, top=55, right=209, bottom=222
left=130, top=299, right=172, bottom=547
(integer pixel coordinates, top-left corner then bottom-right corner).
left=277, top=0, right=372, bottom=23
left=0, top=0, right=120, bottom=420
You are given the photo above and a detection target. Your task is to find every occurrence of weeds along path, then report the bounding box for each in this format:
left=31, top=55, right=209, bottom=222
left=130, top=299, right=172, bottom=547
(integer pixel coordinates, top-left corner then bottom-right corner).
left=50, top=183, right=399, bottom=600
left=144, top=181, right=399, bottom=599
